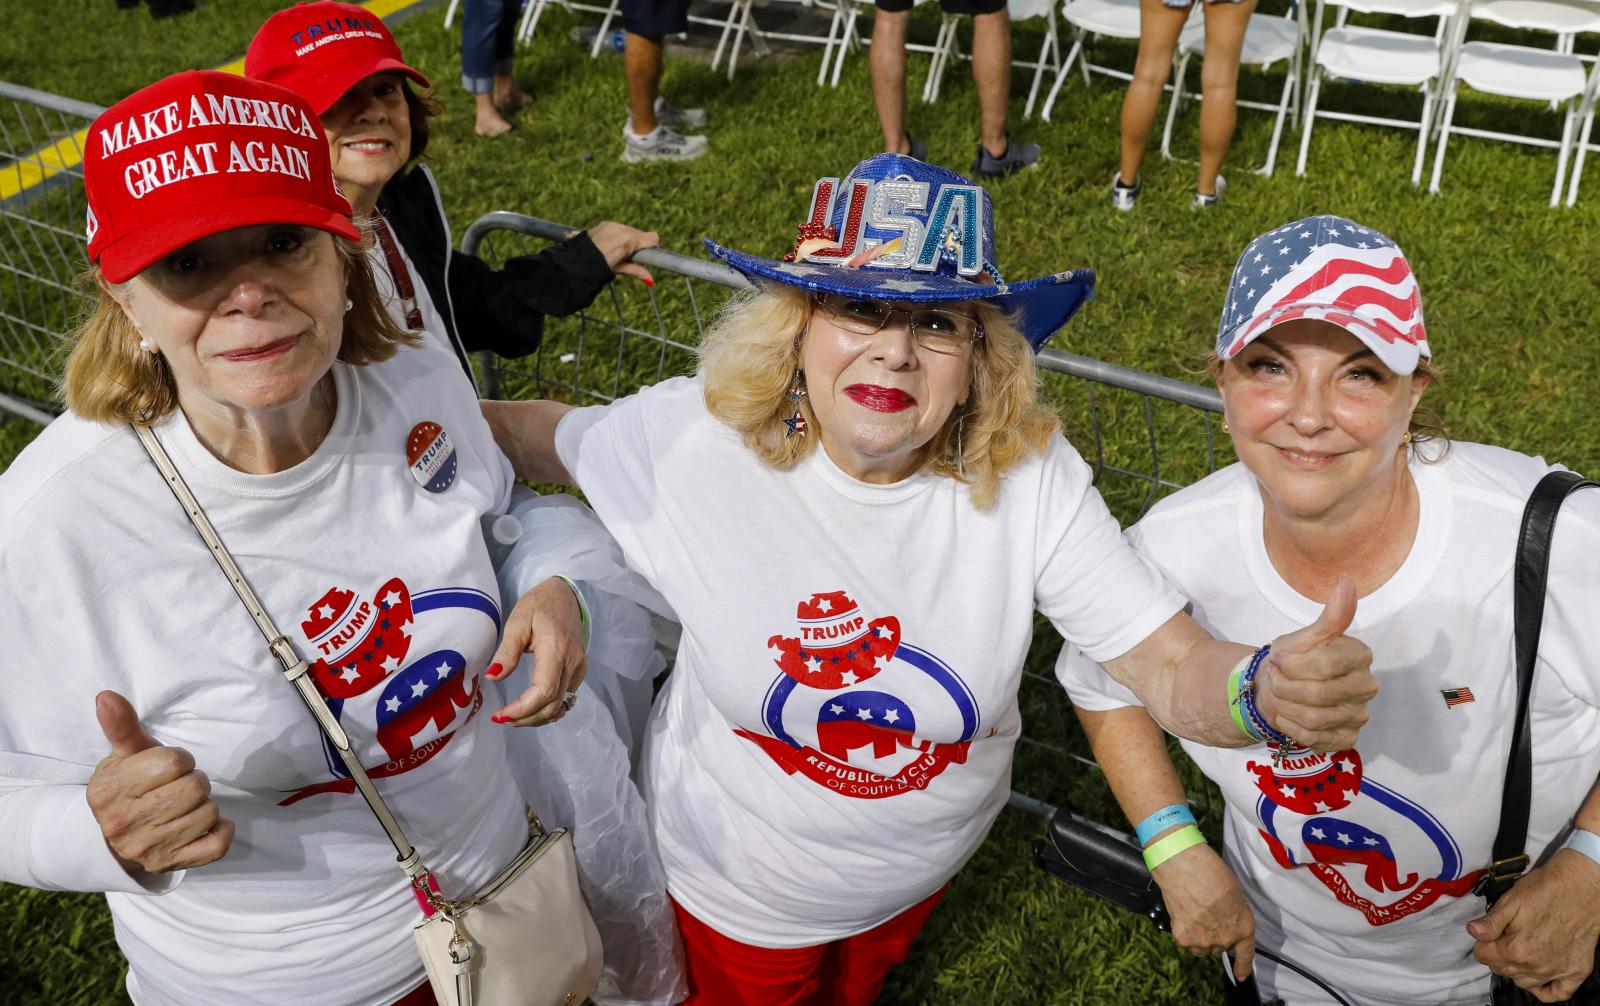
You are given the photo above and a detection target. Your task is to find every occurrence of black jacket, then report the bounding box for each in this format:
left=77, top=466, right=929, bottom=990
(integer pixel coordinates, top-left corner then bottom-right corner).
left=376, top=164, right=614, bottom=382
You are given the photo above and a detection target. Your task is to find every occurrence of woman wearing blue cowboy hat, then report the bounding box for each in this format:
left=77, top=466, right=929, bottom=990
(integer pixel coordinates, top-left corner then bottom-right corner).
left=483, top=156, right=1379, bottom=1003
left=1059, top=215, right=1600, bottom=1004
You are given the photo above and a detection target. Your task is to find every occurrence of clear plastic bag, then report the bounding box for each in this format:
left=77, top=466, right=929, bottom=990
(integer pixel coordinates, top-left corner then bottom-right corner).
left=490, top=487, right=685, bottom=1005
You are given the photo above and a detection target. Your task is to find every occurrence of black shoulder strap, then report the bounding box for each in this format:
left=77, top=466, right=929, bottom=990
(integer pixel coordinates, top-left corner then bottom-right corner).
left=1483, top=470, right=1598, bottom=903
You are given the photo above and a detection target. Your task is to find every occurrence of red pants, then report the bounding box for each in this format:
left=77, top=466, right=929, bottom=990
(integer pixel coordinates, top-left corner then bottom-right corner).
left=393, top=983, right=437, bottom=1006
left=673, top=886, right=947, bottom=1006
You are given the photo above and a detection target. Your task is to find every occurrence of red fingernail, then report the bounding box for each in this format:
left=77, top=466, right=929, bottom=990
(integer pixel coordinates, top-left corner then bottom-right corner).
left=641, top=276, right=654, bottom=287
left=485, top=663, right=503, bottom=680
left=491, top=714, right=510, bottom=724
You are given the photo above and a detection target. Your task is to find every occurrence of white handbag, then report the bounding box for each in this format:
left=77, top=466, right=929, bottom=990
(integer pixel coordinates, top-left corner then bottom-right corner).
left=135, top=424, right=604, bottom=1006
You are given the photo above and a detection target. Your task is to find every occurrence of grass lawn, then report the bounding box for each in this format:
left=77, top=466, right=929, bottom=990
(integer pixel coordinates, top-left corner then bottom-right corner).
left=2, top=0, right=1598, bottom=1003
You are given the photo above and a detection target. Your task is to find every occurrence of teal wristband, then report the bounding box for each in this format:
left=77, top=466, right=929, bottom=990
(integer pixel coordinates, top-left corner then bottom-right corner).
left=1563, top=828, right=1600, bottom=868
left=1135, top=804, right=1196, bottom=847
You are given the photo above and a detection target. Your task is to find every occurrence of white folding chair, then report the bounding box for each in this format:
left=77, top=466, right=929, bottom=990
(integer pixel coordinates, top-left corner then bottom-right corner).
left=1159, top=5, right=1307, bottom=176
left=1040, top=0, right=1143, bottom=122
left=510, top=0, right=622, bottom=51
left=1014, top=0, right=1066, bottom=116
left=923, top=12, right=967, bottom=101
left=1565, top=63, right=1600, bottom=202
left=1429, top=0, right=1600, bottom=206
left=702, top=0, right=841, bottom=81
left=1296, top=0, right=1460, bottom=185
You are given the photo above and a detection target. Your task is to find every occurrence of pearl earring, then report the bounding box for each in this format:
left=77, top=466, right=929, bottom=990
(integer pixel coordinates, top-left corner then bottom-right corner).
left=138, top=337, right=156, bottom=353
left=345, top=298, right=354, bottom=312
left=1220, top=417, right=1231, bottom=433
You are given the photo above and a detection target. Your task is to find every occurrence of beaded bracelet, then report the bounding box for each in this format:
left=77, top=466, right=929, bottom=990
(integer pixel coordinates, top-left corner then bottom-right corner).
left=1135, top=804, right=1197, bottom=847
left=1143, top=824, right=1206, bottom=872
left=1236, top=645, right=1294, bottom=755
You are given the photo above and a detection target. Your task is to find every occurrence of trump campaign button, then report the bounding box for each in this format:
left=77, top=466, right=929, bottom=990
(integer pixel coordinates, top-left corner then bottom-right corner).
left=406, top=421, right=457, bottom=493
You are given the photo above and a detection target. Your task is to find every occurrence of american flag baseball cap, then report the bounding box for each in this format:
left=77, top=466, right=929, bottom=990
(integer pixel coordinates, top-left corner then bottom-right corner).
left=1216, top=215, right=1431, bottom=375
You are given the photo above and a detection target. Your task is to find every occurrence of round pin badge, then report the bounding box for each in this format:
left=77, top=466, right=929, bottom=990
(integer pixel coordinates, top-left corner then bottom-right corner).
left=406, top=421, right=458, bottom=493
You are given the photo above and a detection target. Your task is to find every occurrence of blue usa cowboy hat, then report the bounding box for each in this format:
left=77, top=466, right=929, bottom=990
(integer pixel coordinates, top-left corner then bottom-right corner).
left=704, top=153, right=1095, bottom=351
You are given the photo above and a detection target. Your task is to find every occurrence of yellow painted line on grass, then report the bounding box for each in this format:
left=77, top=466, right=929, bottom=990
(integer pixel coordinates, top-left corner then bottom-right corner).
left=1, top=0, right=427, bottom=201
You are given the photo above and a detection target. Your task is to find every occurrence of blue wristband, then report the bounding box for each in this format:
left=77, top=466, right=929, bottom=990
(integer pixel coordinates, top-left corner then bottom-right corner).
left=1135, top=804, right=1197, bottom=847
left=1563, top=828, right=1600, bottom=868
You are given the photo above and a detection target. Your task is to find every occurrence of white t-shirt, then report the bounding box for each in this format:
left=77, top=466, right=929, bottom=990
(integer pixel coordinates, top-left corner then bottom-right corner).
left=555, top=375, right=1183, bottom=946
left=1058, top=444, right=1600, bottom=1006
left=0, top=332, right=526, bottom=1006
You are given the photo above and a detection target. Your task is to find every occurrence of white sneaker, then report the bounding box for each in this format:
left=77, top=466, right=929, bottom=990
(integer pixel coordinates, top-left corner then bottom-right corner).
left=1111, top=172, right=1140, bottom=211
left=655, top=96, right=707, bottom=130
left=1192, top=175, right=1227, bottom=209
left=622, top=122, right=708, bottom=163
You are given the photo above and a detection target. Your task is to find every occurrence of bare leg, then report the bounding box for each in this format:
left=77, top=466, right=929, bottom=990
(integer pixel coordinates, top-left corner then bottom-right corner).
left=493, top=72, right=531, bottom=110
left=475, top=94, right=514, bottom=136
left=871, top=9, right=912, bottom=154
left=1119, top=0, right=1191, bottom=183
left=625, top=32, right=663, bottom=136
left=970, top=8, right=1012, bottom=158
left=1196, top=0, right=1257, bottom=195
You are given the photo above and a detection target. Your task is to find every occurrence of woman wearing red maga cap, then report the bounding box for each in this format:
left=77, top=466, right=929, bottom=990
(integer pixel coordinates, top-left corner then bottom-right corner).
left=246, top=1, right=660, bottom=385
left=1058, top=216, right=1600, bottom=1004
left=481, top=155, right=1379, bottom=1003
left=0, top=71, right=598, bottom=1006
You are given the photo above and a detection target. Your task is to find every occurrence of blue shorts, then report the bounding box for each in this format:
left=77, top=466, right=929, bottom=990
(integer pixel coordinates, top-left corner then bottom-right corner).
left=622, top=0, right=689, bottom=36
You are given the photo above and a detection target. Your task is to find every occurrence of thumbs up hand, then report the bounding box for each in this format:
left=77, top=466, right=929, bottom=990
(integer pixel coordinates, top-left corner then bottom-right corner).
left=86, top=691, right=234, bottom=875
left=1255, top=577, right=1378, bottom=753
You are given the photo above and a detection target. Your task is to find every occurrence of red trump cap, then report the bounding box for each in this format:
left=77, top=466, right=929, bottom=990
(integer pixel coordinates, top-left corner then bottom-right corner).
left=83, top=70, right=360, bottom=284
left=245, top=1, right=430, bottom=115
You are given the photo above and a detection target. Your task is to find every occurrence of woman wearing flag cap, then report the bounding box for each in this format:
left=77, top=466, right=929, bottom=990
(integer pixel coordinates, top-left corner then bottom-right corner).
left=483, top=155, right=1378, bottom=1002
left=0, top=70, right=615, bottom=1006
left=1059, top=215, right=1600, bottom=1003
left=245, top=1, right=660, bottom=386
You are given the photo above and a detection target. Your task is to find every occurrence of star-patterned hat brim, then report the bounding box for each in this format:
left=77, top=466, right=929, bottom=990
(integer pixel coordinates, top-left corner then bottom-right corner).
left=705, top=239, right=1095, bottom=352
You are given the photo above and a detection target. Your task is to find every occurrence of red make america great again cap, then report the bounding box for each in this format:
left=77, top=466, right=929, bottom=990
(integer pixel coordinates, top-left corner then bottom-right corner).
left=246, top=1, right=430, bottom=115
left=84, top=70, right=359, bottom=283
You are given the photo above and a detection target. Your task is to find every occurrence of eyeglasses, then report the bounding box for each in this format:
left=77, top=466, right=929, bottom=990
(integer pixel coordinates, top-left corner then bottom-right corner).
left=812, top=294, right=983, bottom=355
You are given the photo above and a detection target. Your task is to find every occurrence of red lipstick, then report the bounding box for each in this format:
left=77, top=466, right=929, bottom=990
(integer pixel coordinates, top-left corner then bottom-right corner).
left=844, top=384, right=916, bottom=413
left=220, top=336, right=297, bottom=362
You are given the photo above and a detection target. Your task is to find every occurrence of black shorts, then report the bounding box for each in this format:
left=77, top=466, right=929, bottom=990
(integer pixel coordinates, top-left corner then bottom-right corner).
left=622, top=0, right=690, bottom=36
left=876, top=0, right=1006, bottom=14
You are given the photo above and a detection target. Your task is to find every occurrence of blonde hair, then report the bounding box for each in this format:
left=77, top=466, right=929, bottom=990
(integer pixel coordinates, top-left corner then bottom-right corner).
left=697, top=285, right=1060, bottom=510
left=62, top=231, right=416, bottom=425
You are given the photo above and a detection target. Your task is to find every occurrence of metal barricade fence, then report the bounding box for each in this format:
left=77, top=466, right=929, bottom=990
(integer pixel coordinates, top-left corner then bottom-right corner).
left=0, top=68, right=1230, bottom=829
left=462, top=212, right=1230, bottom=829
left=0, top=81, right=97, bottom=427
left=0, top=74, right=1356, bottom=996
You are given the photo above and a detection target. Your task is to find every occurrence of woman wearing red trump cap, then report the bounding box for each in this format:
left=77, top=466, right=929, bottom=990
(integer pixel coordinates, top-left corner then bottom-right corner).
left=0, top=70, right=600, bottom=1006
left=1058, top=215, right=1600, bottom=1003
left=246, top=1, right=660, bottom=388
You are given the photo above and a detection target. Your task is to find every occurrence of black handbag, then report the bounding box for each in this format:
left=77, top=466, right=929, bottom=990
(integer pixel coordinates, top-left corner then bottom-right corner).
left=1484, top=471, right=1600, bottom=1006
left=1033, top=807, right=1353, bottom=1005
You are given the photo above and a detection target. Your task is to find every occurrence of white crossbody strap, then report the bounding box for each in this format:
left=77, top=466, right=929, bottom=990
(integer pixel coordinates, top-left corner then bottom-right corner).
left=133, top=423, right=430, bottom=883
